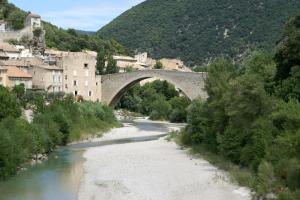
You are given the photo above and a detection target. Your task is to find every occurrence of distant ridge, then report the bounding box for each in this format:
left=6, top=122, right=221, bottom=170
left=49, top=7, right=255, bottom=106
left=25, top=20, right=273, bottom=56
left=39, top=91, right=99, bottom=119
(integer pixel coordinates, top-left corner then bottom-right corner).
left=75, top=30, right=96, bottom=36
left=98, top=0, right=300, bottom=66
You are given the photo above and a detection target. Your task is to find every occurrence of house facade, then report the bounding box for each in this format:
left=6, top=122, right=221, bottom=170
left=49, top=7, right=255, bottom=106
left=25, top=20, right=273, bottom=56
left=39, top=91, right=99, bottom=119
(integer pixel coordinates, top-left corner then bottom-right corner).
left=24, top=13, right=42, bottom=31
left=0, top=20, right=7, bottom=32
left=0, top=66, right=32, bottom=89
left=29, top=64, right=63, bottom=92
left=113, top=55, right=149, bottom=72
left=0, top=43, right=20, bottom=60
left=62, top=51, right=101, bottom=101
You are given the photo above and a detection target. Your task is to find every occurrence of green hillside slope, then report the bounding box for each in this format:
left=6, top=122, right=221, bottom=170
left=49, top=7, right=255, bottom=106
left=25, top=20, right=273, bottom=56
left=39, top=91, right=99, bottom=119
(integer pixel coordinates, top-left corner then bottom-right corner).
left=0, top=0, right=125, bottom=54
left=98, top=0, right=300, bottom=66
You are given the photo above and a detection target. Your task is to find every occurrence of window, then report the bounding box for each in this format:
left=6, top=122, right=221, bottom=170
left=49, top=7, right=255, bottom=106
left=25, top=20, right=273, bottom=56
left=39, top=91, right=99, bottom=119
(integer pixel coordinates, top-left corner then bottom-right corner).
left=65, top=75, right=67, bottom=80
left=96, top=82, right=98, bottom=86
left=65, top=84, right=68, bottom=89
left=84, top=63, right=88, bottom=68
left=73, top=80, right=77, bottom=86
left=89, top=91, right=92, bottom=97
left=74, top=91, right=78, bottom=96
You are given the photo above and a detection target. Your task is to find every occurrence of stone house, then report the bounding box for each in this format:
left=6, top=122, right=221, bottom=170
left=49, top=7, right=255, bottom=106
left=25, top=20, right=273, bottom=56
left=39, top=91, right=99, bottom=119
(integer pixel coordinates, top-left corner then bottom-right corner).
left=159, top=58, right=191, bottom=72
left=0, top=59, right=31, bottom=72
left=113, top=55, right=149, bottom=72
left=0, top=66, right=32, bottom=89
left=24, top=13, right=42, bottom=31
left=62, top=51, right=101, bottom=101
left=43, top=48, right=66, bottom=66
left=0, top=66, right=7, bottom=86
left=29, top=64, right=63, bottom=92
left=0, top=20, right=7, bottom=32
left=134, top=52, right=148, bottom=63
left=15, top=45, right=33, bottom=58
left=0, top=43, right=20, bottom=60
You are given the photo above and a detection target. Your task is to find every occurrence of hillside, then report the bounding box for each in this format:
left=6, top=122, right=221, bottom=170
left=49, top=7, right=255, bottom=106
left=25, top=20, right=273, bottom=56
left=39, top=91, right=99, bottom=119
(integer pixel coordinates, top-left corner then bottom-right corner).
left=98, top=0, right=300, bottom=66
left=0, top=0, right=125, bottom=54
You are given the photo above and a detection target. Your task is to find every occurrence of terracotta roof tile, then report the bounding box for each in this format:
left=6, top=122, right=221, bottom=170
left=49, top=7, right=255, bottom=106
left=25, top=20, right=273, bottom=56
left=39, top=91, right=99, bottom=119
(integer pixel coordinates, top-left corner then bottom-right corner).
left=0, top=43, right=19, bottom=53
left=6, top=66, right=32, bottom=78
left=0, top=59, right=28, bottom=67
left=28, top=13, right=41, bottom=18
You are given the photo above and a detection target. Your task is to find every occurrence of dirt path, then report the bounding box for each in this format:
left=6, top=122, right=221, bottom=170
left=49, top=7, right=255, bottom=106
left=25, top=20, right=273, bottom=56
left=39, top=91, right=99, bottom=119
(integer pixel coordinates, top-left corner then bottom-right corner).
left=78, top=119, right=250, bottom=200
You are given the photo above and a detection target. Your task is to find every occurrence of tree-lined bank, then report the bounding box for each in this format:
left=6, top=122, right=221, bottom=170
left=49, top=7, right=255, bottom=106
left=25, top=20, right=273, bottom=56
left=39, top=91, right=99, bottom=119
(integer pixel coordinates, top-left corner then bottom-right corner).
left=0, top=87, right=119, bottom=180
left=178, top=13, right=300, bottom=200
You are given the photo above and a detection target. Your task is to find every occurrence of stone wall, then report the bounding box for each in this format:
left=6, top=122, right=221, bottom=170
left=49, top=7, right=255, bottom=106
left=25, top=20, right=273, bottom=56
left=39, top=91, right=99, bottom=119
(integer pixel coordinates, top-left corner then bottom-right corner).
left=100, top=70, right=208, bottom=106
left=0, top=27, right=32, bottom=42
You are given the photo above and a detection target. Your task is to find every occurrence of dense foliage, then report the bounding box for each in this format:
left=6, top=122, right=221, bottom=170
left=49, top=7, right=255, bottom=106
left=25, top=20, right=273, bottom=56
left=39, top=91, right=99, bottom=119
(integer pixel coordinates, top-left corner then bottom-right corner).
left=274, top=14, right=300, bottom=101
left=44, top=24, right=126, bottom=54
left=0, top=88, right=118, bottom=180
left=0, top=1, right=125, bottom=54
left=117, top=80, right=190, bottom=122
left=98, top=0, right=300, bottom=66
left=180, top=14, right=300, bottom=199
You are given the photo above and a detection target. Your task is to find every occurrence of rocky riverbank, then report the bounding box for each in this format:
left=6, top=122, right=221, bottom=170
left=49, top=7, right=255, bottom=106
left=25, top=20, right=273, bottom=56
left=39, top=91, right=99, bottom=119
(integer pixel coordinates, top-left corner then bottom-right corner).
left=78, top=118, right=251, bottom=200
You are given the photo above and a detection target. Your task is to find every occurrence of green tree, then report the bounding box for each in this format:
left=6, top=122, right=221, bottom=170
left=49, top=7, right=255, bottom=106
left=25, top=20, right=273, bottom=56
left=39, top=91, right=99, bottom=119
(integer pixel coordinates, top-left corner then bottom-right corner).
left=33, top=28, right=43, bottom=37
left=125, top=65, right=134, bottom=72
left=106, top=55, right=119, bottom=74
left=154, top=61, right=163, bottom=69
left=0, top=86, right=21, bottom=121
left=96, top=47, right=106, bottom=75
left=6, top=9, right=25, bottom=30
left=12, top=84, right=25, bottom=99
left=149, top=96, right=171, bottom=120
left=169, top=96, right=190, bottom=122
left=274, top=14, right=300, bottom=101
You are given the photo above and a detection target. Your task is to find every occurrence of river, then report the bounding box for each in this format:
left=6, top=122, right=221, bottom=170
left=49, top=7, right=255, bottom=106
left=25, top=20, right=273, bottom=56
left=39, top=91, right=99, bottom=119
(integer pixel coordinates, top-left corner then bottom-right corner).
left=0, top=118, right=250, bottom=200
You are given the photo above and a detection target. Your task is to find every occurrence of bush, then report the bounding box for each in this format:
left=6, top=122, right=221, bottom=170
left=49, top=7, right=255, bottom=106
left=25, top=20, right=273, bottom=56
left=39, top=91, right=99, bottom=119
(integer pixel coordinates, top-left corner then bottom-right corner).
left=0, top=86, right=21, bottom=121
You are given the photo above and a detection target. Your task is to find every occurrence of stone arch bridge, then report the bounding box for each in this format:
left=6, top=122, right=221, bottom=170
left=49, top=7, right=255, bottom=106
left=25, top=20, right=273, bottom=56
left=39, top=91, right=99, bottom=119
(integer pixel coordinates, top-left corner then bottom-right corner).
left=100, top=70, right=208, bottom=107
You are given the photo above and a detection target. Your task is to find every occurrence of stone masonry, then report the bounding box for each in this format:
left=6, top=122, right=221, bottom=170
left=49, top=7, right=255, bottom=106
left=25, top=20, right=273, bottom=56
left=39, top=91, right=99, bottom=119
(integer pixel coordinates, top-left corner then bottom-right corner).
left=100, top=70, right=208, bottom=107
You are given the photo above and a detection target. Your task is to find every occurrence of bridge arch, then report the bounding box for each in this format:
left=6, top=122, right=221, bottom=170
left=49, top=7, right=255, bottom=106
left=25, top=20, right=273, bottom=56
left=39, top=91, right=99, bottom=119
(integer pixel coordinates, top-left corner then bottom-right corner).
left=100, top=70, right=208, bottom=107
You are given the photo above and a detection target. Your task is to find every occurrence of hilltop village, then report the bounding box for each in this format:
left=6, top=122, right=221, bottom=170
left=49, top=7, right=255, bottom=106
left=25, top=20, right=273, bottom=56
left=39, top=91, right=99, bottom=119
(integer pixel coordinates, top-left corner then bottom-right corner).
left=0, top=12, right=190, bottom=101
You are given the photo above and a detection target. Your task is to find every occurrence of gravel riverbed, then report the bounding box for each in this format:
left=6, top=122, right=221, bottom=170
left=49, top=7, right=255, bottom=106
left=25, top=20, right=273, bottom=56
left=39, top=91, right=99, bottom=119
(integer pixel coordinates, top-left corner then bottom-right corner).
left=78, top=118, right=250, bottom=200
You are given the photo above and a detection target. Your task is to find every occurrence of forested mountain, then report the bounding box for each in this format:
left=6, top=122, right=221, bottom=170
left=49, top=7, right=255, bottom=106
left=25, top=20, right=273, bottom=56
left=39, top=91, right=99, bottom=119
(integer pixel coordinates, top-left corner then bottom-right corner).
left=0, top=0, right=125, bottom=54
left=98, top=0, right=300, bottom=66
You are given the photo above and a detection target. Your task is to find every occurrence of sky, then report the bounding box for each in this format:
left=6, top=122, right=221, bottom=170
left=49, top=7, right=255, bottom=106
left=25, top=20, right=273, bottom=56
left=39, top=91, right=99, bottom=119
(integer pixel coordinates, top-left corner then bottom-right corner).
left=9, top=0, right=144, bottom=31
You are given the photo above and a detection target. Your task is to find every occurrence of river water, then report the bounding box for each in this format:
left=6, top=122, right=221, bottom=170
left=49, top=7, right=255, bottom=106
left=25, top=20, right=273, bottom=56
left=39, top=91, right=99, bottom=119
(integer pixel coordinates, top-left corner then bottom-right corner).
left=0, top=120, right=172, bottom=200
left=0, top=119, right=250, bottom=200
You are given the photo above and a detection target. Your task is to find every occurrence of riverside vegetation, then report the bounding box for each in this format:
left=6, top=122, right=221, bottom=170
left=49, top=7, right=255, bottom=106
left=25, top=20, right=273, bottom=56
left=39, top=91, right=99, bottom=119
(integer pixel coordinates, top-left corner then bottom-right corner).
left=117, top=80, right=190, bottom=123
left=177, top=14, right=300, bottom=200
left=0, top=87, right=119, bottom=180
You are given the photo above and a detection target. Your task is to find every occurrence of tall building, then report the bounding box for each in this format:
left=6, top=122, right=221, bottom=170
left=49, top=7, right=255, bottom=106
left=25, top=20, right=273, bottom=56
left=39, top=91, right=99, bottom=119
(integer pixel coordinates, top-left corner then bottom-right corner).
left=62, top=51, right=101, bottom=101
